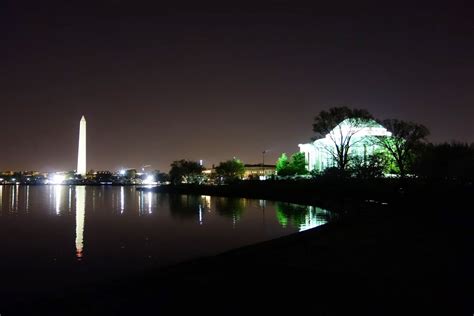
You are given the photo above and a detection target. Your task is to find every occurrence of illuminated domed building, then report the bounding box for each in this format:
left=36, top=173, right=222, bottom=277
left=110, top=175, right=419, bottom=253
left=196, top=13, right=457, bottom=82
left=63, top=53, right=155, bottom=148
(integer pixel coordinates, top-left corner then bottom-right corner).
left=299, top=119, right=392, bottom=172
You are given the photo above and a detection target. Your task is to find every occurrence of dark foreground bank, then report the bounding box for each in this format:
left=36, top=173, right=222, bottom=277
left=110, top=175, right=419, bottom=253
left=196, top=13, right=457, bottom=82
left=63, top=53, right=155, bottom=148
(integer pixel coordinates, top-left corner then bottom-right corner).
left=3, top=183, right=473, bottom=315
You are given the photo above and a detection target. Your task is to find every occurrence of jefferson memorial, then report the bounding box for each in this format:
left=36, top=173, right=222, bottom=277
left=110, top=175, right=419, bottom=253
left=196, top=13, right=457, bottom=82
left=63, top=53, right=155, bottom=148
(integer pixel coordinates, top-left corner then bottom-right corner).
left=299, top=119, right=392, bottom=172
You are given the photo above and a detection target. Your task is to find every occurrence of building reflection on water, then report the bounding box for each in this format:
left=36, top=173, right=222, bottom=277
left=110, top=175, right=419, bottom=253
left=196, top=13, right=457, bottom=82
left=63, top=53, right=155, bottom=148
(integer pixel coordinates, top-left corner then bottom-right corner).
left=0, top=185, right=332, bottom=262
left=275, top=202, right=329, bottom=232
left=0, top=187, right=330, bottom=231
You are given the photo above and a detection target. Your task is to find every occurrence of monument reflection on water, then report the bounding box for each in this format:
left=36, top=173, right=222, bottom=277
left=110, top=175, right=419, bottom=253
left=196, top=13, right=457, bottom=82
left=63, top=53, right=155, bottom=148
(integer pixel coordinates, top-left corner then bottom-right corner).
left=0, top=185, right=331, bottom=270
left=75, top=186, right=85, bottom=260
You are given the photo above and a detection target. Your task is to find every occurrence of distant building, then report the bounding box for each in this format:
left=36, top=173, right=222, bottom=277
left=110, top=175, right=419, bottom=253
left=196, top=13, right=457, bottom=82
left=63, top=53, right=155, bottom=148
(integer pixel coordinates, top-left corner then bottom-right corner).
left=23, top=171, right=41, bottom=176
left=299, top=119, right=392, bottom=172
left=95, top=171, right=113, bottom=183
left=201, top=164, right=276, bottom=180
left=202, top=169, right=213, bottom=176
left=243, top=164, right=276, bottom=179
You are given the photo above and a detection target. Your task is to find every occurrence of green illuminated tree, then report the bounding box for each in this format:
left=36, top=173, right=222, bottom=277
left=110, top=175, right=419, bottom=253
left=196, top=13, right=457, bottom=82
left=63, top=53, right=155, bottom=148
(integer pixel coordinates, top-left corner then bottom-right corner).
left=375, top=119, right=429, bottom=177
left=215, top=159, right=245, bottom=183
left=276, top=153, right=290, bottom=175
left=290, top=152, right=308, bottom=175
left=312, top=106, right=375, bottom=171
left=276, top=152, right=308, bottom=176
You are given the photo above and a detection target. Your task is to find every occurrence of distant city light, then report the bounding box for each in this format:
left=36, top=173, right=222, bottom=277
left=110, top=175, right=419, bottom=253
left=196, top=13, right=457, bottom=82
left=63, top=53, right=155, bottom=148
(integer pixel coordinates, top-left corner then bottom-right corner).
left=50, top=174, right=66, bottom=185
left=143, top=175, right=155, bottom=185
left=119, top=169, right=126, bottom=176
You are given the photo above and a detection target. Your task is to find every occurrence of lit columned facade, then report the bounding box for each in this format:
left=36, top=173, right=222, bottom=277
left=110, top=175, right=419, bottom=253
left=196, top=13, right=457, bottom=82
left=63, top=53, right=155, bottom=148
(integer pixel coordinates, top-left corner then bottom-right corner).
left=299, top=119, right=392, bottom=172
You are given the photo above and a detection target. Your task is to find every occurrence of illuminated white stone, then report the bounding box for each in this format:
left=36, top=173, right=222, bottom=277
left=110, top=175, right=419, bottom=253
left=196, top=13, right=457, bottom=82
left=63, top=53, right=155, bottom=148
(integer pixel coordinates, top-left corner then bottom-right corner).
left=77, top=116, right=87, bottom=176
left=299, top=119, right=392, bottom=172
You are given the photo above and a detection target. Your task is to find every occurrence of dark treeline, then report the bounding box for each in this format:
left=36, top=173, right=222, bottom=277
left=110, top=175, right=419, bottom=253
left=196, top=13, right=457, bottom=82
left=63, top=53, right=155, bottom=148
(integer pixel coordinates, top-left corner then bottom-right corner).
left=415, top=142, right=474, bottom=181
left=318, top=141, right=474, bottom=183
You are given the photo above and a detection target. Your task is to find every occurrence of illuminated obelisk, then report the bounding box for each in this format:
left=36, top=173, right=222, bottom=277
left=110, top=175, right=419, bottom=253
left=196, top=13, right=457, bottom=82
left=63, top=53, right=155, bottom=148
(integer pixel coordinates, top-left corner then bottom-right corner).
left=77, top=116, right=87, bottom=176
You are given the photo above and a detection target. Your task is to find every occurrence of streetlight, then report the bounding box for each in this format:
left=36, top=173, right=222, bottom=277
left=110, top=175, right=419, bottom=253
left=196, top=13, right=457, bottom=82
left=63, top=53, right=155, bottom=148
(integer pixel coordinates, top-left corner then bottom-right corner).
left=262, top=150, right=268, bottom=180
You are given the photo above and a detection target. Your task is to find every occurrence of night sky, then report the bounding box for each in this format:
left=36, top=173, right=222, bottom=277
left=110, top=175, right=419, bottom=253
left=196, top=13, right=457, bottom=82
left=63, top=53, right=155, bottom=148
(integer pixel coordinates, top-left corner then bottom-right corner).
left=1, top=2, right=473, bottom=172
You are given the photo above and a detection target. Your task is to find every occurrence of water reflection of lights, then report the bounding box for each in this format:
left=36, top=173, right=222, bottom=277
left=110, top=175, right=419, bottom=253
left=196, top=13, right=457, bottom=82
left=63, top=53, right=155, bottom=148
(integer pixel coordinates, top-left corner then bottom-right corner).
left=26, top=186, right=30, bottom=213
left=68, top=187, right=72, bottom=213
left=275, top=203, right=329, bottom=232
left=0, top=185, right=3, bottom=212
left=75, top=186, right=85, bottom=260
left=137, top=190, right=155, bottom=215
left=201, top=195, right=211, bottom=209
left=147, top=192, right=152, bottom=214
left=138, top=191, right=143, bottom=214
left=15, top=184, right=19, bottom=212
left=299, top=207, right=328, bottom=232
left=10, top=185, right=14, bottom=211
left=55, top=185, right=63, bottom=215
left=120, top=186, right=125, bottom=214
left=198, top=205, right=203, bottom=225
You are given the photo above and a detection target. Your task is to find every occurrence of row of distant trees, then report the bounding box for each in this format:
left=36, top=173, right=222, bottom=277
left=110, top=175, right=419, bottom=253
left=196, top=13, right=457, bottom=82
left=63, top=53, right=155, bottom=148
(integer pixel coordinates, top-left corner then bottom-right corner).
left=169, top=159, right=246, bottom=185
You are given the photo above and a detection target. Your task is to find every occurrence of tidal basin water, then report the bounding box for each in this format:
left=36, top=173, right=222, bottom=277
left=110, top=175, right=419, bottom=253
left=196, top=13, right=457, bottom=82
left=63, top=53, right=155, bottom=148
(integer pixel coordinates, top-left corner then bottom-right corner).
left=0, top=185, right=330, bottom=296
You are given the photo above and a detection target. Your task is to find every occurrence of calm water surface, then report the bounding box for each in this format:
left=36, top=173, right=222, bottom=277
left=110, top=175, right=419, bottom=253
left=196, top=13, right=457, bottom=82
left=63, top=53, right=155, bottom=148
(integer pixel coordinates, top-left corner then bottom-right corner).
left=0, top=185, right=330, bottom=296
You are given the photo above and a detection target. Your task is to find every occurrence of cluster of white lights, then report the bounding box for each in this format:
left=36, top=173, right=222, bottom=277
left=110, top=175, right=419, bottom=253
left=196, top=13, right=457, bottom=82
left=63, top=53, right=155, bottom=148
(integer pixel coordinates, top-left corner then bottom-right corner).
left=49, top=174, right=66, bottom=185
left=143, top=175, right=156, bottom=185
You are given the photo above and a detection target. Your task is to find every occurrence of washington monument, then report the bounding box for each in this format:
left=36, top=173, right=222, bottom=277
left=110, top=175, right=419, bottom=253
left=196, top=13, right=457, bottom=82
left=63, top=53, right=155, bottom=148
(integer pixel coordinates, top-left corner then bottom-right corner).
left=77, top=116, right=87, bottom=176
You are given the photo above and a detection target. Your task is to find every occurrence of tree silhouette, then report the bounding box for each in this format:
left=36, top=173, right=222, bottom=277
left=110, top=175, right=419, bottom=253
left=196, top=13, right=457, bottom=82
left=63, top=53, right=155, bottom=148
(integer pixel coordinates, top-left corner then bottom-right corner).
left=375, top=119, right=429, bottom=177
left=169, top=160, right=204, bottom=184
left=215, top=159, right=245, bottom=183
left=312, top=106, right=375, bottom=171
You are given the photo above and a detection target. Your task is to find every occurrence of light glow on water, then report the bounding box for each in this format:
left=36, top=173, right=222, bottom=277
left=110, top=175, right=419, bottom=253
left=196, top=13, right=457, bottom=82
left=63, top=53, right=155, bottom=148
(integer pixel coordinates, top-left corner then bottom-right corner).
left=120, top=186, right=125, bottom=214
left=75, top=186, right=85, bottom=260
left=0, top=185, right=332, bottom=272
left=198, top=204, right=203, bottom=225
left=25, top=186, right=30, bottom=213
left=55, top=185, right=62, bottom=215
left=147, top=192, right=152, bottom=214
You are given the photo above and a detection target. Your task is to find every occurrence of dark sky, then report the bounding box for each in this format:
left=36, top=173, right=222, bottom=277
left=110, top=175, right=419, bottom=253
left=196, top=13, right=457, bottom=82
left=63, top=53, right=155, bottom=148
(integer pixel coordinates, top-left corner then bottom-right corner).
left=1, top=2, right=473, bottom=172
